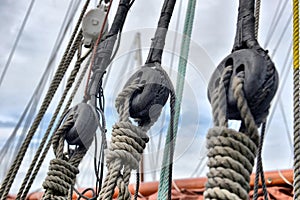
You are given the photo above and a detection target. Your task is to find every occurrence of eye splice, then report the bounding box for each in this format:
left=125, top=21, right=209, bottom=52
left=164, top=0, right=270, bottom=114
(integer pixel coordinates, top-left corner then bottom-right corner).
left=207, top=0, right=278, bottom=126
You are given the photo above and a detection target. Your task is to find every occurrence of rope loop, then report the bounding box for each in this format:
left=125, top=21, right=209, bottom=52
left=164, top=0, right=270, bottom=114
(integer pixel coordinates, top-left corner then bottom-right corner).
left=106, top=121, right=148, bottom=169
left=99, top=77, right=158, bottom=200
left=42, top=158, right=79, bottom=197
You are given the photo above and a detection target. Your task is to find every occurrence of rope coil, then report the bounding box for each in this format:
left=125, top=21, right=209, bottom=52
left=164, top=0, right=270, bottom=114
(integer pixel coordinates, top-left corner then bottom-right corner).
left=205, top=127, right=258, bottom=200
left=42, top=159, right=79, bottom=197
left=205, top=68, right=259, bottom=199
left=99, top=79, right=162, bottom=200
left=42, top=112, right=92, bottom=199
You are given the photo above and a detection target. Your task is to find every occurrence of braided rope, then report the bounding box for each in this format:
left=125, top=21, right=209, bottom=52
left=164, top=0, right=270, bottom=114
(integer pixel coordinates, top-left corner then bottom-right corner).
left=253, top=122, right=268, bottom=200
left=19, top=54, right=93, bottom=199
left=205, top=72, right=259, bottom=199
left=0, top=1, right=91, bottom=198
left=254, top=0, right=261, bottom=38
left=16, top=43, right=91, bottom=200
left=294, top=0, right=300, bottom=197
left=42, top=113, right=91, bottom=200
left=157, top=1, right=196, bottom=198
left=213, top=66, right=233, bottom=127
left=98, top=80, right=161, bottom=200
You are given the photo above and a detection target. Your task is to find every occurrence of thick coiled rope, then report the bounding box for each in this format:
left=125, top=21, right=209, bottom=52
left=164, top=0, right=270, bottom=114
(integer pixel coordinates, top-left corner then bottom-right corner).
left=42, top=113, right=90, bottom=200
left=204, top=68, right=259, bottom=200
left=98, top=80, right=161, bottom=200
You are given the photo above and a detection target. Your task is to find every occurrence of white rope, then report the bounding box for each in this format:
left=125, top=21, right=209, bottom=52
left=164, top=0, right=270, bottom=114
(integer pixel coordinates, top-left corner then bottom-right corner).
left=98, top=79, right=162, bottom=200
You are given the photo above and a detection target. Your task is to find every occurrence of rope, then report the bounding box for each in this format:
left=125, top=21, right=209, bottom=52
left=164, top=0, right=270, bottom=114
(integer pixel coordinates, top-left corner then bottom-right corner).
left=17, top=47, right=92, bottom=199
left=152, top=0, right=183, bottom=181
left=22, top=55, right=92, bottom=199
left=157, top=0, right=196, bottom=199
left=253, top=121, right=268, bottom=200
left=42, top=113, right=90, bottom=200
left=293, top=0, right=300, bottom=198
left=204, top=72, right=259, bottom=199
left=98, top=79, right=160, bottom=200
left=0, top=1, right=91, bottom=198
left=0, top=0, right=82, bottom=168
left=22, top=55, right=93, bottom=199
left=254, top=0, right=261, bottom=39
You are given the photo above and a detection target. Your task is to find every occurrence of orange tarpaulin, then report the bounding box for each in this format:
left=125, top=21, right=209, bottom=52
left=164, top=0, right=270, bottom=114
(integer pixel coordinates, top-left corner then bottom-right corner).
left=23, top=169, right=293, bottom=200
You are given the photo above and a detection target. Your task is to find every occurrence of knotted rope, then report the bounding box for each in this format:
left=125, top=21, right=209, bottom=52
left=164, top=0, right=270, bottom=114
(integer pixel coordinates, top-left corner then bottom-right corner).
left=204, top=68, right=259, bottom=200
left=42, top=113, right=91, bottom=200
left=98, top=80, right=161, bottom=200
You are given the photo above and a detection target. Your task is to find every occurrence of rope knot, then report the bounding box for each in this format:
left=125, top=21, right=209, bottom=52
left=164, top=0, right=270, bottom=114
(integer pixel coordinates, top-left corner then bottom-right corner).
left=42, top=158, right=79, bottom=197
left=106, top=121, right=149, bottom=169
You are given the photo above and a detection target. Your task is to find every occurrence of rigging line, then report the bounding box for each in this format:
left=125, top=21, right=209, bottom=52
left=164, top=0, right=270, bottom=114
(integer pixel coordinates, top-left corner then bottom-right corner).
left=0, top=0, right=78, bottom=165
left=18, top=48, right=93, bottom=200
left=266, top=41, right=292, bottom=132
left=3, top=0, right=80, bottom=160
left=293, top=0, right=300, bottom=197
left=254, top=0, right=261, bottom=38
left=264, top=0, right=289, bottom=47
left=263, top=0, right=283, bottom=47
left=0, top=0, right=91, bottom=197
left=154, top=0, right=183, bottom=177
left=271, top=13, right=292, bottom=57
left=48, top=0, right=82, bottom=68
left=84, top=0, right=113, bottom=99
left=0, top=0, right=79, bottom=192
left=21, top=51, right=93, bottom=199
left=0, top=0, right=36, bottom=88
left=279, top=98, right=293, bottom=152
left=158, top=0, right=196, bottom=199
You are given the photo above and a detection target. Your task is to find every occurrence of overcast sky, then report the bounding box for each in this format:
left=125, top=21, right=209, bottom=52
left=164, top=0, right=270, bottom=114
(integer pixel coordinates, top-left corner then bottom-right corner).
left=0, top=0, right=294, bottom=193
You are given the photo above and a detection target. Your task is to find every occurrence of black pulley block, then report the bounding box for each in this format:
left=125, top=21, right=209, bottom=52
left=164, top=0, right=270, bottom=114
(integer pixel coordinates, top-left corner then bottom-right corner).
left=124, top=64, right=170, bottom=126
left=64, top=103, right=98, bottom=148
left=207, top=48, right=279, bottom=125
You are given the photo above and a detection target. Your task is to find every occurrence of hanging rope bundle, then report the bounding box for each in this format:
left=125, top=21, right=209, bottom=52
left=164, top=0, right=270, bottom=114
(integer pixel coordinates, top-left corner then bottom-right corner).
left=205, top=69, right=260, bottom=200
left=42, top=106, right=95, bottom=199
left=205, top=0, right=278, bottom=199
left=98, top=0, right=177, bottom=199
left=98, top=62, right=175, bottom=200
left=98, top=79, right=159, bottom=200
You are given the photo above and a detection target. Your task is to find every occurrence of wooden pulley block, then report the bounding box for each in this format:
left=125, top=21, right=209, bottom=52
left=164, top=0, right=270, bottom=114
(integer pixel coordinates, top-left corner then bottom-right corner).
left=124, top=64, right=170, bottom=126
left=64, top=103, right=98, bottom=148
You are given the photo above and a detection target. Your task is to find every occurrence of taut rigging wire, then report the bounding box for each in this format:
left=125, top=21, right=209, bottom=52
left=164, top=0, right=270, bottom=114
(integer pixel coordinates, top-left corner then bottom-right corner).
left=0, top=0, right=36, bottom=88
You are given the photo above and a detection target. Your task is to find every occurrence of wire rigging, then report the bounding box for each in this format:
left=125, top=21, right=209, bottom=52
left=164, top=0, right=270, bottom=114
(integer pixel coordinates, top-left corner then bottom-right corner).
left=0, top=0, right=36, bottom=88
left=264, top=0, right=289, bottom=47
